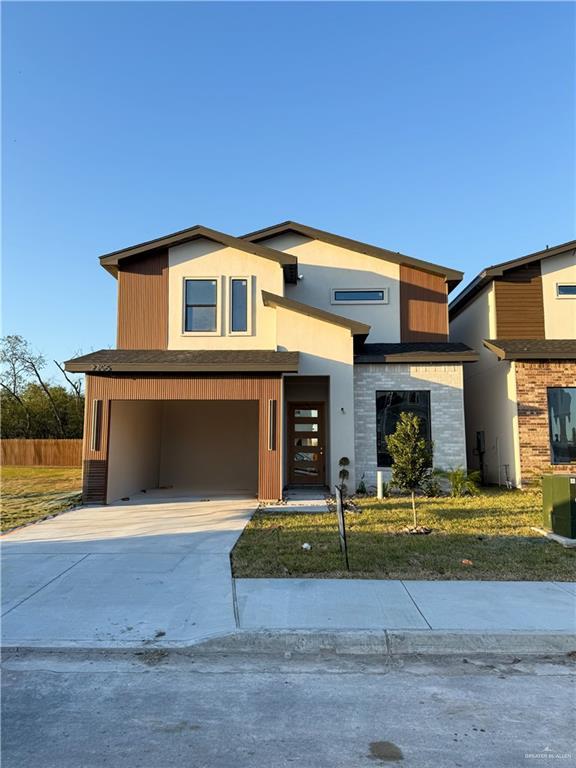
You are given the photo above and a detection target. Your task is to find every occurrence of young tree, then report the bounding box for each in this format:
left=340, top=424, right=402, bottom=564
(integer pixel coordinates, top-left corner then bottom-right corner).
left=385, top=412, right=432, bottom=528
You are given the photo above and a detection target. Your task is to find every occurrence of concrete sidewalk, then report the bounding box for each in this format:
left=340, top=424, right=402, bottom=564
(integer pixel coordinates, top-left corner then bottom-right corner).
left=236, top=578, right=576, bottom=632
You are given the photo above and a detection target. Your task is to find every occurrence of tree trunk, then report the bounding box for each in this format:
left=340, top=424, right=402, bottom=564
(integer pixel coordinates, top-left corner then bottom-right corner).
left=411, top=490, right=418, bottom=528
left=1, top=383, right=32, bottom=437
left=29, top=364, right=65, bottom=437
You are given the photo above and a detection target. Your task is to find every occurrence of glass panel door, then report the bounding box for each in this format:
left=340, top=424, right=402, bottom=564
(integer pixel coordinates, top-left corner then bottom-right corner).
left=288, top=402, right=326, bottom=485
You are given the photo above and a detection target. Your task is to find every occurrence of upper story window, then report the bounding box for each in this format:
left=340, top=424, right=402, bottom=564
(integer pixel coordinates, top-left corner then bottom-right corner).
left=331, top=288, right=389, bottom=305
left=556, top=284, right=576, bottom=298
left=184, top=278, right=218, bottom=333
left=230, top=277, right=251, bottom=334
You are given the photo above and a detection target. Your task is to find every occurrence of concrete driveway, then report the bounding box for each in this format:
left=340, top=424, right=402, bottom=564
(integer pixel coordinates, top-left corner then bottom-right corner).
left=1, top=493, right=257, bottom=648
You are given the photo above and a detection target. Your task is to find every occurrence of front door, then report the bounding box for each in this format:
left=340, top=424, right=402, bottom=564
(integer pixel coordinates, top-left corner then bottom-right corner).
left=288, top=403, right=326, bottom=485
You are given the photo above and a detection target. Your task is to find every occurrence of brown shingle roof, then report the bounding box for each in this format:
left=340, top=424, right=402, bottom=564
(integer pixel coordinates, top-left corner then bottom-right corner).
left=355, top=342, right=479, bottom=363
left=483, top=339, right=576, bottom=360
left=64, top=349, right=299, bottom=373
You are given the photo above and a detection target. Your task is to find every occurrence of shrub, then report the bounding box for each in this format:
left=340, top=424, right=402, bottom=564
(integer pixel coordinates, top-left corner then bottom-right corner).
left=444, top=466, right=481, bottom=497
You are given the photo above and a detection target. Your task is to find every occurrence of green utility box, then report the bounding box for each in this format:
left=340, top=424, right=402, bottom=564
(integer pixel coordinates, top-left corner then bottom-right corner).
left=542, top=475, right=576, bottom=539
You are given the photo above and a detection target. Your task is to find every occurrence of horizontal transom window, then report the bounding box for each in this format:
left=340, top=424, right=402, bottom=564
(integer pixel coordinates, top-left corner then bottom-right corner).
left=557, top=284, right=576, bottom=297
left=331, top=288, right=389, bottom=304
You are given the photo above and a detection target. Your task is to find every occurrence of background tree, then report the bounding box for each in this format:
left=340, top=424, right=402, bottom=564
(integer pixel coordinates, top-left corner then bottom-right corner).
left=385, top=412, right=432, bottom=528
left=0, top=335, right=84, bottom=439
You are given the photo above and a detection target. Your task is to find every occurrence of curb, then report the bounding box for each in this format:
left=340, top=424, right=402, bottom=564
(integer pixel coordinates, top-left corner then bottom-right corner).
left=3, top=630, right=575, bottom=657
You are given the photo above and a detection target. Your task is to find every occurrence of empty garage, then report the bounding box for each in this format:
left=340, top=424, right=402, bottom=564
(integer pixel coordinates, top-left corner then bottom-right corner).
left=106, top=400, right=259, bottom=502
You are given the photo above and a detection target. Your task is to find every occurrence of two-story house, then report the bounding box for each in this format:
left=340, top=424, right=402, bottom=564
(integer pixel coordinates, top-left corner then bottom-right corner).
left=65, top=222, right=477, bottom=504
left=449, top=240, right=576, bottom=488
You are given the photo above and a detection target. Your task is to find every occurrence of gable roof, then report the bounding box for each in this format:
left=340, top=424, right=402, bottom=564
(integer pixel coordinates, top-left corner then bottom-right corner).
left=483, top=339, right=576, bottom=361
left=261, top=290, right=371, bottom=337
left=99, top=225, right=297, bottom=276
left=449, top=239, right=576, bottom=320
left=242, top=220, right=463, bottom=291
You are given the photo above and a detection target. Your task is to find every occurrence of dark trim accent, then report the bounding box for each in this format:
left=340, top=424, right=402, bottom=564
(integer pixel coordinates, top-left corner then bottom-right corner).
left=262, top=290, right=371, bottom=336
left=243, top=220, right=463, bottom=290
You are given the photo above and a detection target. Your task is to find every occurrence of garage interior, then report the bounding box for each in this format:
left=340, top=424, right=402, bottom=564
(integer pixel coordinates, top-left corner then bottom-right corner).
left=106, top=400, right=259, bottom=502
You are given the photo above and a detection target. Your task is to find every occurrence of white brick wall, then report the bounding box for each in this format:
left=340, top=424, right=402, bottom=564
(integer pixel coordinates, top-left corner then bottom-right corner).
left=354, top=364, right=467, bottom=489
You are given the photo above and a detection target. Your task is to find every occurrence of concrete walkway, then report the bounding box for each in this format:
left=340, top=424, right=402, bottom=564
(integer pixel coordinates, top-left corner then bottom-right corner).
left=1, top=494, right=256, bottom=648
left=236, top=578, right=576, bottom=633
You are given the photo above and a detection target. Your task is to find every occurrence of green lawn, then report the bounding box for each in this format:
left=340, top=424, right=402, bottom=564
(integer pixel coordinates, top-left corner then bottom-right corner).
left=232, top=489, right=576, bottom=581
left=1, top=466, right=82, bottom=532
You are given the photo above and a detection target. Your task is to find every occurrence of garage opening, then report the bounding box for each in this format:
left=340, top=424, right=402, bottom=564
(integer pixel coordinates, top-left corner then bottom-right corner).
left=106, top=400, right=259, bottom=502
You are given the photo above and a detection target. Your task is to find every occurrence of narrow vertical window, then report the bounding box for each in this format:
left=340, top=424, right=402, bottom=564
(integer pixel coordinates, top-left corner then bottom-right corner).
left=91, top=399, right=102, bottom=452
left=230, top=278, right=248, bottom=333
left=268, top=399, right=277, bottom=451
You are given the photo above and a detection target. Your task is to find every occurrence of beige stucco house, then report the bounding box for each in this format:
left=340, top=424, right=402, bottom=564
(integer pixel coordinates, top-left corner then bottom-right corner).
left=449, top=240, right=576, bottom=488
left=66, top=222, right=476, bottom=503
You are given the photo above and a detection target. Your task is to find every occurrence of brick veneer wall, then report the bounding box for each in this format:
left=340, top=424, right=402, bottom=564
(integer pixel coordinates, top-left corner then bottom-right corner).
left=515, top=361, right=576, bottom=483
left=354, top=363, right=467, bottom=489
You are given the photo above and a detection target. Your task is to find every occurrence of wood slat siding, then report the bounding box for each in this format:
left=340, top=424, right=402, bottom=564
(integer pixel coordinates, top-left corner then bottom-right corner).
left=494, top=263, right=545, bottom=339
left=82, top=374, right=283, bottom=503
left=1, top=439, right=83, bottom=466
left=399, top=265, right=449, bottom=342
left=117, top=249, right=168, bottom=349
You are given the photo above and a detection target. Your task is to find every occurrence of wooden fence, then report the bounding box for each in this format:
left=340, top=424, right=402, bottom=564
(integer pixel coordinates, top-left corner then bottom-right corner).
left=1, top=439, right=83, bottom=467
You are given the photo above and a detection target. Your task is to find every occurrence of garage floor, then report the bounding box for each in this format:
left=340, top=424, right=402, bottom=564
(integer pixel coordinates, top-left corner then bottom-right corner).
left=1, top=495, right=257, bottom=648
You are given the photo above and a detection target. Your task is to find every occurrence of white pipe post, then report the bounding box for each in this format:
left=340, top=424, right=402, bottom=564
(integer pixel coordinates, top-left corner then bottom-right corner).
left=376, top=470, right=383, bottom=500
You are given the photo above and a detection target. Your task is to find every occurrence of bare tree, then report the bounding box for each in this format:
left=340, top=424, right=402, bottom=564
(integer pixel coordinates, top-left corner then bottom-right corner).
left=54, top=358, right=83, bottom=420
left=0, top=335, right=33, bottom=436
left=0, top=335, right=65, bottom=437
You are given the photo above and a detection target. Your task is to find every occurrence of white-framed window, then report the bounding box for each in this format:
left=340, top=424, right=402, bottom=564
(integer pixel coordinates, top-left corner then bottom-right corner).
left=183, top=278, right=220, bottom=335
left=229, top=276, right=252, bottom=335
left=331, top=288, right=389, bottom=305
left=556, top=283, right=576, bottom=298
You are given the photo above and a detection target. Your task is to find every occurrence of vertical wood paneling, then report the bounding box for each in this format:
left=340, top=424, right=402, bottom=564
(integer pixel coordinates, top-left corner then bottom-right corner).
left=117, top=250, right=168, bottom=349
left=399, top=265, right=449, bottom=341
left=494, top=263, right=545, bottom=339
left=82, top=374, right=283, bottom=503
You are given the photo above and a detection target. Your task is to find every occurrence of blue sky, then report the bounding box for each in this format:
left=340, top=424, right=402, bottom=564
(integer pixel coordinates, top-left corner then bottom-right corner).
left=2, top=1, right=575, bottom=377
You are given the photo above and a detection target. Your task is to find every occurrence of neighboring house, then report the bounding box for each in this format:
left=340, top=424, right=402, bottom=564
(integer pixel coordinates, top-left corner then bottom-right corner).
left=65, top=222, right=476, bottom=503
left=450, top=240, right=576, bottom=488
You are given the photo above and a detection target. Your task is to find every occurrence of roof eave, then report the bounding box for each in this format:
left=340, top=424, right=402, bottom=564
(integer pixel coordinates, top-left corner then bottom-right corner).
left=98, top=225, right=297, bottom=270
left=262, top=290, right=371, bottom=336
left=355, top=352, right=479, bottom=364
left=482, top=340, right=576, bottom=361
left=243, top=221, right=463, bottom=289
left=65, top=361, right=299, bottom=374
